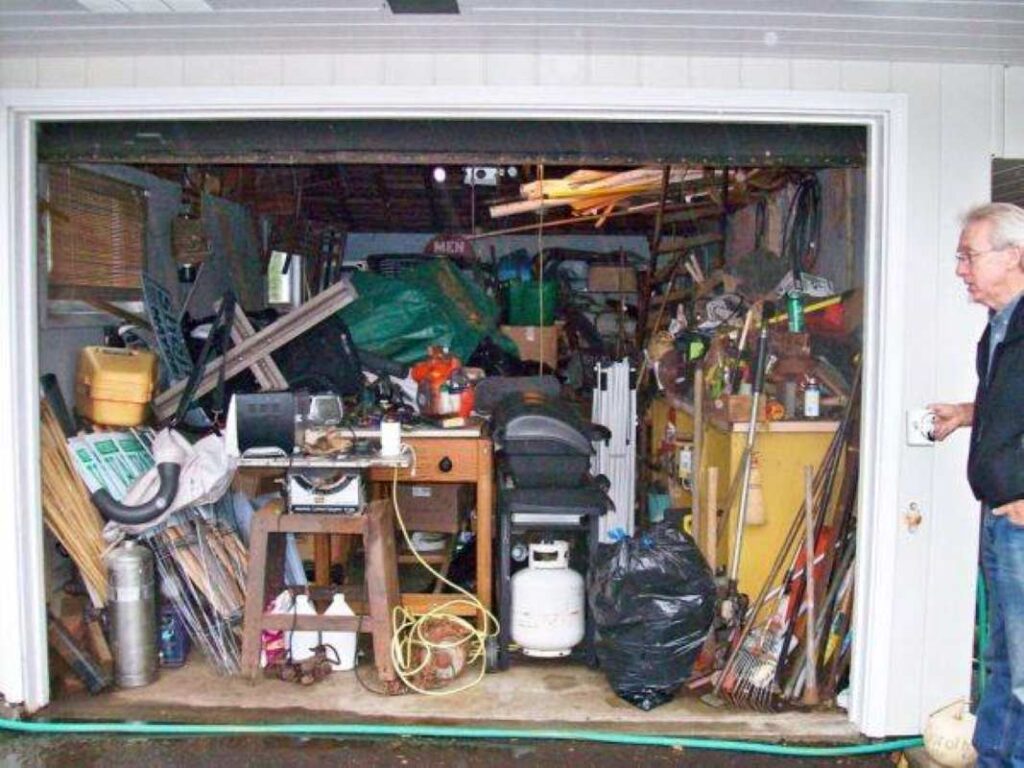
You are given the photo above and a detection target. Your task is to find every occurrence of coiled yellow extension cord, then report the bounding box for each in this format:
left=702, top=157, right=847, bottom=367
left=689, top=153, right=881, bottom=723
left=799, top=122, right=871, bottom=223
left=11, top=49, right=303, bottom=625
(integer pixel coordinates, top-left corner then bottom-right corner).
left=388, top=444, right=500, bottom=696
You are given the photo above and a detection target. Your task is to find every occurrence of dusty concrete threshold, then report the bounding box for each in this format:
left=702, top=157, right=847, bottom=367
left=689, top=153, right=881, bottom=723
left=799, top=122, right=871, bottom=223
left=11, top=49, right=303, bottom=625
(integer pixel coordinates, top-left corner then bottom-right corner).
left=39, top=662, right=861, bottom=743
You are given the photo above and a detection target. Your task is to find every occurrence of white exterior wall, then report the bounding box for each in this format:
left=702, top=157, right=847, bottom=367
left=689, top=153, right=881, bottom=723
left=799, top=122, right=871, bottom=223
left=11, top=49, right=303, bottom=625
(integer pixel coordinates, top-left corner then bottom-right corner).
left=1, top=52, right=1021, bottom=735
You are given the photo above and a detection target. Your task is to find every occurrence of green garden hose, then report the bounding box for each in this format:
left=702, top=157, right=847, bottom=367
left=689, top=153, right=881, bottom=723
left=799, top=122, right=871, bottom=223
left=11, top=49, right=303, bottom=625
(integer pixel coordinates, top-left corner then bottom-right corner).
left=0, top=717, right=923, bottom=758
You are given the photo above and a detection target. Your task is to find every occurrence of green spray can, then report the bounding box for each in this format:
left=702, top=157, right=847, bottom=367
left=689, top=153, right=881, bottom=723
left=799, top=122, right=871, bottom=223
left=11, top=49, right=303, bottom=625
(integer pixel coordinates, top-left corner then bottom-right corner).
left=786, top=291, right=805, bottom=333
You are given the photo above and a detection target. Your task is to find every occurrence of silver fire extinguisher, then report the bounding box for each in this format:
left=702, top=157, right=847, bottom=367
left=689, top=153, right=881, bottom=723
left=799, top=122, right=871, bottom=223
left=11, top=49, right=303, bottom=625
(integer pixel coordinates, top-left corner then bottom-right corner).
left=106, top=540, right=157, bottom=688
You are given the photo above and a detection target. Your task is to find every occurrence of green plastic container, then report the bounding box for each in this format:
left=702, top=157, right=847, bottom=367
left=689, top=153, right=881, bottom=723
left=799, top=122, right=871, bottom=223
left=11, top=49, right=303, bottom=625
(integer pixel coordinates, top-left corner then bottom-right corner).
left=507, top=280, right=557, bottom=326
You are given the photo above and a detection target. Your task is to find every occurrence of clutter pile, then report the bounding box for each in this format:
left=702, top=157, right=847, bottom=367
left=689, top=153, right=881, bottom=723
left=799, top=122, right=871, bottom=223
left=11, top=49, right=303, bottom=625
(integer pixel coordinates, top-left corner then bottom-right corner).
left=39, top=157, right=865, bottom=722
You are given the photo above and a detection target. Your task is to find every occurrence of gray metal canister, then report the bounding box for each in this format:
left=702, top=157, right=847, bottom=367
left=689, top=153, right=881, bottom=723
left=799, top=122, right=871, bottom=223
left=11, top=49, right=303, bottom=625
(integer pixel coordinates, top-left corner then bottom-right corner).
left=106, top=540, right=158, bottom=687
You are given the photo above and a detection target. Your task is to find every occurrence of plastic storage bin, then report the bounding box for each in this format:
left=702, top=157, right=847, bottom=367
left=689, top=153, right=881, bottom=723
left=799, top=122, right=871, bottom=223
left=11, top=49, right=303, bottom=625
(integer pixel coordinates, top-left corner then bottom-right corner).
left=506, top=280, right=557, bottom=326
left=75, top=346, right=158, bottom=427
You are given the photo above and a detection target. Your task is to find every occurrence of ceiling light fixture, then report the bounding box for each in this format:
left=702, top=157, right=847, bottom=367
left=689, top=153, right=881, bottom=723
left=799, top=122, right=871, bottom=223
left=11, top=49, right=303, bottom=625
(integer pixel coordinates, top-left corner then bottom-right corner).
left=386, top=0, right=459, bottom=14
left=432, top=167, right=447, bottom=184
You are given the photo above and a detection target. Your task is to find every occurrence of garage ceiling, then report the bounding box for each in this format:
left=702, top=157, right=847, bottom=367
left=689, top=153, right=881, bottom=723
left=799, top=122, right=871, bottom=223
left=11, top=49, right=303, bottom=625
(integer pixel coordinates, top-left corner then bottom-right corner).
left=1, top=0, right=1022, bottom=64
left=38, top=118, right=865, bottom=233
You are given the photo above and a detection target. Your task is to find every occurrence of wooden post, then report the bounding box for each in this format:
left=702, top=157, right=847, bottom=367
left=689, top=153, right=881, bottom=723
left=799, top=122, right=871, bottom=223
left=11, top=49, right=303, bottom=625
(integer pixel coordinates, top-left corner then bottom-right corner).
left=703, top=466, right=719, bottom=571
left=363, top=500, right=400, bottom=684
left=475, top=440, right=494, bottom=624
left=692, top=368, right=704, bottom=532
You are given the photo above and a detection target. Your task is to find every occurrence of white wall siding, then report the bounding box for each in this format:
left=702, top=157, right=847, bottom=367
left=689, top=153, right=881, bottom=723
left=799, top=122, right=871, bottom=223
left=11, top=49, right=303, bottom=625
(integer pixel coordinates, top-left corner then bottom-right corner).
left=435, top=53, right=485, bottom=88
left=333, top=54, right=385, bottom=88
left=1, top=51, right=1021, bottom=735
left=886, top=59, right=945, bottom=731
left=688, top=56, right=742, bottom=89
left=182, top=55, right=232, bottom=88
left=1006, top=67, right=1024, bottom=156
left=918, top=63, right=1001, bottom=726
left=85, top=57, right=134, bottom=88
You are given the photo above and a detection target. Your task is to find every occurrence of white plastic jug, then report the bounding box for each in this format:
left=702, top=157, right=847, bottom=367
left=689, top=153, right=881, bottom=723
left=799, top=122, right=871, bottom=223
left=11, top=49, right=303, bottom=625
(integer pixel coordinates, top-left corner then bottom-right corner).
left=288, top=593, right=319, bottom=662
left=322, top=593, right=357, bottom=671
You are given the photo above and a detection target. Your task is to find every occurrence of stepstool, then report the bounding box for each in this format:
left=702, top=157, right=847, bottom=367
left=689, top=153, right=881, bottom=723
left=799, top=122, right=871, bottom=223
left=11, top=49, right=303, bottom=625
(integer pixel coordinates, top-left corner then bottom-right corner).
left=240, top=498, right=401, bottom=690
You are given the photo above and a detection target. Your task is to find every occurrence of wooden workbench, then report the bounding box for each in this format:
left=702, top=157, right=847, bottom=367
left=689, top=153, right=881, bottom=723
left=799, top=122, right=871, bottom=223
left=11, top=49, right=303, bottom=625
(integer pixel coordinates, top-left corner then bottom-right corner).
left=236, top=424, right=494, bottom=625
left=365, top=424, right=494, bottom=622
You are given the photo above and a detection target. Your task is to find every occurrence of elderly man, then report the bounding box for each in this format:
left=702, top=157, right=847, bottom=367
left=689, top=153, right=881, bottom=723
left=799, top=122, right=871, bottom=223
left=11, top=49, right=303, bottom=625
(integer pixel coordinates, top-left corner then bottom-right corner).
left=931, top=202, right=1024, bottom=767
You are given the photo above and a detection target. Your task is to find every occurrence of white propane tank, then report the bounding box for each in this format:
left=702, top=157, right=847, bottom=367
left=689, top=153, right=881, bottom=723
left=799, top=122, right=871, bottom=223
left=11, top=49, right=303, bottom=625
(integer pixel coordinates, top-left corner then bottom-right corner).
left=923, top=699, right=977, bottom=768
left=511, top=541, right=584, bottom=657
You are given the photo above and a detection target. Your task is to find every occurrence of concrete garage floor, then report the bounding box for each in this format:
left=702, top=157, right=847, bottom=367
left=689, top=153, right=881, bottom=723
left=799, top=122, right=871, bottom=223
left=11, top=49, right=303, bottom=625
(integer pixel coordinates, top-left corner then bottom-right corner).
left=42, top=660, right=860, bottom=743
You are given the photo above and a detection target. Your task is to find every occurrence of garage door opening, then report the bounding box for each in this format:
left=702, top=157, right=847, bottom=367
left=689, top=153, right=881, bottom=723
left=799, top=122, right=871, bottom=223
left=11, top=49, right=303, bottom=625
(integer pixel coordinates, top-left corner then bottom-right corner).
left=27, top=116, right=872, bottom=739
left=0, top=90, right=913, bottom=741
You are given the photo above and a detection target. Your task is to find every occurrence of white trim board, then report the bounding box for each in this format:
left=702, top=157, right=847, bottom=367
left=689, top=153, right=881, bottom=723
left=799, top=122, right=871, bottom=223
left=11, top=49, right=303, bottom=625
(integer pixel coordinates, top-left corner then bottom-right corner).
left=0, top=85, right=908, bottom=736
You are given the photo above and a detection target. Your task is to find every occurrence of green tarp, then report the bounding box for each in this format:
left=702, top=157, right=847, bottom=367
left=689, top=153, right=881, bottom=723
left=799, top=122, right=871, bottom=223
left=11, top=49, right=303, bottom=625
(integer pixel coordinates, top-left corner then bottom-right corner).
left=340, top=259, right=514, bottom=365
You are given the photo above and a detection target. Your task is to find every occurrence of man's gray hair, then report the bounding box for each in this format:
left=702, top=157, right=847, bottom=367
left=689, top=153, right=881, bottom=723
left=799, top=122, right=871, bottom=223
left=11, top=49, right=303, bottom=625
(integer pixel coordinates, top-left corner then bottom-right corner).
left=963, top=202, right=1024, bottom=250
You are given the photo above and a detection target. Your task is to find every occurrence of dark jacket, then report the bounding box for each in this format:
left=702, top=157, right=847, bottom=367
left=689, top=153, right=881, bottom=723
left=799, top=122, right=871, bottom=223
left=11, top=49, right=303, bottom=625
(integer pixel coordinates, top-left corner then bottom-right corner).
left=969, top=298, right=1024, bottom=507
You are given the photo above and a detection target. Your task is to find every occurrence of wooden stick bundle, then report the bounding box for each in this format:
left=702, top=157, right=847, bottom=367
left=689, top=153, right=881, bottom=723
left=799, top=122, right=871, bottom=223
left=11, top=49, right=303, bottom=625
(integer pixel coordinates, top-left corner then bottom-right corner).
left=490, top=167, right=706, bottom=220
left=39, top=401, right=107, bottom=605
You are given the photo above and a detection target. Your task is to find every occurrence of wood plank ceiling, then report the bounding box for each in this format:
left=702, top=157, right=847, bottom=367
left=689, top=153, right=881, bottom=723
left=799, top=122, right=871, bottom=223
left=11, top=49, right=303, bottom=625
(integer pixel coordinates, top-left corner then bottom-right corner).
left=1, top=0, right=1022, bottom=63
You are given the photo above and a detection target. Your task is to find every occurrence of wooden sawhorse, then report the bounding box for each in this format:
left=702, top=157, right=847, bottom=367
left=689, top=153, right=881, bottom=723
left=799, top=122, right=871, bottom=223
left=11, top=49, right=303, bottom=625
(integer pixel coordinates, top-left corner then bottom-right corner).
left=239, top=498, right=401, bottom=690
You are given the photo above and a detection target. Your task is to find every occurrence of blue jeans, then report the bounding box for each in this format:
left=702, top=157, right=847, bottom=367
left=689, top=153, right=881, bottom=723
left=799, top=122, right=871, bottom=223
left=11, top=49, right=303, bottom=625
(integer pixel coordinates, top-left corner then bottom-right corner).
left=974, top=510, right=1024, bottom=767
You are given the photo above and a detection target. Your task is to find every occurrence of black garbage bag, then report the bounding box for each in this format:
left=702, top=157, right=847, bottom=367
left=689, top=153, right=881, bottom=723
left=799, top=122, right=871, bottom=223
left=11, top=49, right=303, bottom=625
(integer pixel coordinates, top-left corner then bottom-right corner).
left=588, top=524, right=716, bottom=710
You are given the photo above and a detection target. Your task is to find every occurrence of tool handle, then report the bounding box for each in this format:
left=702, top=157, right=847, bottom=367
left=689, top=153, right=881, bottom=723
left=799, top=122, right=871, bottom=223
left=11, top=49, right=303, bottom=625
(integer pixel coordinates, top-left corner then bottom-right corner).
left=92, top=462, right=180, bottom=526
left=751, top=303, right=773, bottom=396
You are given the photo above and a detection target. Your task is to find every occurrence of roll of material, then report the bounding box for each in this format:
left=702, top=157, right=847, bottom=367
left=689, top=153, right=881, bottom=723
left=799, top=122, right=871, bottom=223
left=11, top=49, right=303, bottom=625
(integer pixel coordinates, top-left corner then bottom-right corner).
left=380, top=417, right=402, bottom=457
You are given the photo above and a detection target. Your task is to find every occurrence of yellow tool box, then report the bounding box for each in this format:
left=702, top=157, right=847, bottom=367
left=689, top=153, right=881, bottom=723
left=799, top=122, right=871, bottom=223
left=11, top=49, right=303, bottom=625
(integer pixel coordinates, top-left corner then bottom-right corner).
left=75, top=346, right=158, bottom=427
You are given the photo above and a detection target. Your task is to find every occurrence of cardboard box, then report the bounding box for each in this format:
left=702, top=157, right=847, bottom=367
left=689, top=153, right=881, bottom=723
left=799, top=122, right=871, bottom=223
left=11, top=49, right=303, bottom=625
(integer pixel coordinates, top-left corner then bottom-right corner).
left=710, top=394, right=768, bottom=423
left=588, top=265, right=638, bottom=293
left=501, top=323, right=561, bottom=365
left=394, top=483, right=473, bottom=533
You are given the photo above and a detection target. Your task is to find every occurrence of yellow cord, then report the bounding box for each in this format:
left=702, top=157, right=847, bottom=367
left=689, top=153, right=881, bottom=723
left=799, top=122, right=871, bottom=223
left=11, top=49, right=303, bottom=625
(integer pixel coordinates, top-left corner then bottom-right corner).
left=387, top=445, right=500, bottom=696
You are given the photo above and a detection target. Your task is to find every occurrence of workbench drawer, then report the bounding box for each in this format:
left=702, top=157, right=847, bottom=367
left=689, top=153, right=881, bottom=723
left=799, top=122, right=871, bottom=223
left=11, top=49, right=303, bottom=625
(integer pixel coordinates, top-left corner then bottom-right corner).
left=369, top=437, right=479, bottom=483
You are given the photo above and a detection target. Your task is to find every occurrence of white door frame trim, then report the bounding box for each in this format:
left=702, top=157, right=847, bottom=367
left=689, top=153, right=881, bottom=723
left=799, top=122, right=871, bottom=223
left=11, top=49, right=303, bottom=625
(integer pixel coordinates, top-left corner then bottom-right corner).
left=0, top=85, right=908, bottom=736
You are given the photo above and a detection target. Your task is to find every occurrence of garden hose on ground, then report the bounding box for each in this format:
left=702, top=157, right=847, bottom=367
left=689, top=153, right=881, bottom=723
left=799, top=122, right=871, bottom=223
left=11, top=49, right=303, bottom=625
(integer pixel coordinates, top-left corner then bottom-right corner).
left=0, top=717, right=923, bottom=758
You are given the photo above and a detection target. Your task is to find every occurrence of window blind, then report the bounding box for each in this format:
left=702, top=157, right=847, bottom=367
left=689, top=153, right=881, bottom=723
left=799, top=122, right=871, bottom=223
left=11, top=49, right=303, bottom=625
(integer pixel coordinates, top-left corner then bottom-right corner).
left=47, top=166, right=146, bottom=300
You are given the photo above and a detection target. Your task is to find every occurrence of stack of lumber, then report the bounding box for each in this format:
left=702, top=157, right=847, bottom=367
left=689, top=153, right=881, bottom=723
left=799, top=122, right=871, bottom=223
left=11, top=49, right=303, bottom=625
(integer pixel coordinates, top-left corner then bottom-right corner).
left=40, top=401, right=107, bottom=605
left=490, top=167, right=706, bottom=222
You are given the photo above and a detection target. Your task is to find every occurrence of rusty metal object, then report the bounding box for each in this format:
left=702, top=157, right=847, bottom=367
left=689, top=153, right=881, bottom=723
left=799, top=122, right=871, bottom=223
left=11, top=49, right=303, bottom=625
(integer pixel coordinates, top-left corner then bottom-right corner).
left=264, top=645, right=333, bottom=686
left=408, top=617, right=471, bottom=691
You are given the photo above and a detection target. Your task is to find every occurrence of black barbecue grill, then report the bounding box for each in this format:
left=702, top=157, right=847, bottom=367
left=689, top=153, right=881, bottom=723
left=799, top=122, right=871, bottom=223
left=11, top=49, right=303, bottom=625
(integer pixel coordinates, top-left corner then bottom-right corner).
left=489, top=391, right=614, bottom=670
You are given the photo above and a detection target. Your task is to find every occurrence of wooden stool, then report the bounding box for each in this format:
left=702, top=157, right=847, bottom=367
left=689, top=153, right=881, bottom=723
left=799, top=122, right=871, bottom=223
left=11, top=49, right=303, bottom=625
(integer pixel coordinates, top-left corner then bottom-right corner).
left=240, top=498, right=400, bottom=689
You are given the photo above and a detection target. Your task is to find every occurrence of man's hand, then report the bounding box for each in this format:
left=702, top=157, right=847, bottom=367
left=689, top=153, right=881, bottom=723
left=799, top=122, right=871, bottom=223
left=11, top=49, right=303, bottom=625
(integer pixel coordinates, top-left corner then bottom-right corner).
left=993, top=499, right=1024, bottom=526
left=926, top=402, right=974, bottom=441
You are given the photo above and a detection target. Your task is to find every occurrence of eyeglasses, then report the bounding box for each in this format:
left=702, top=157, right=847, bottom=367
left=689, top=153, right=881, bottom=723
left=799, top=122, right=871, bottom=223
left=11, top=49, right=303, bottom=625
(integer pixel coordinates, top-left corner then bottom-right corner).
left=955, top=247, right=1007, bottom=265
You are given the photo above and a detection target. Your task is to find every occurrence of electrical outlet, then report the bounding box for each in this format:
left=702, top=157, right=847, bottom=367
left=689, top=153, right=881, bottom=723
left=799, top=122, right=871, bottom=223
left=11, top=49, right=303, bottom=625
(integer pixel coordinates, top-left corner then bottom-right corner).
left=906, top=408, right=936, bottom=447
left=677, top=441, right=694, bottom=485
